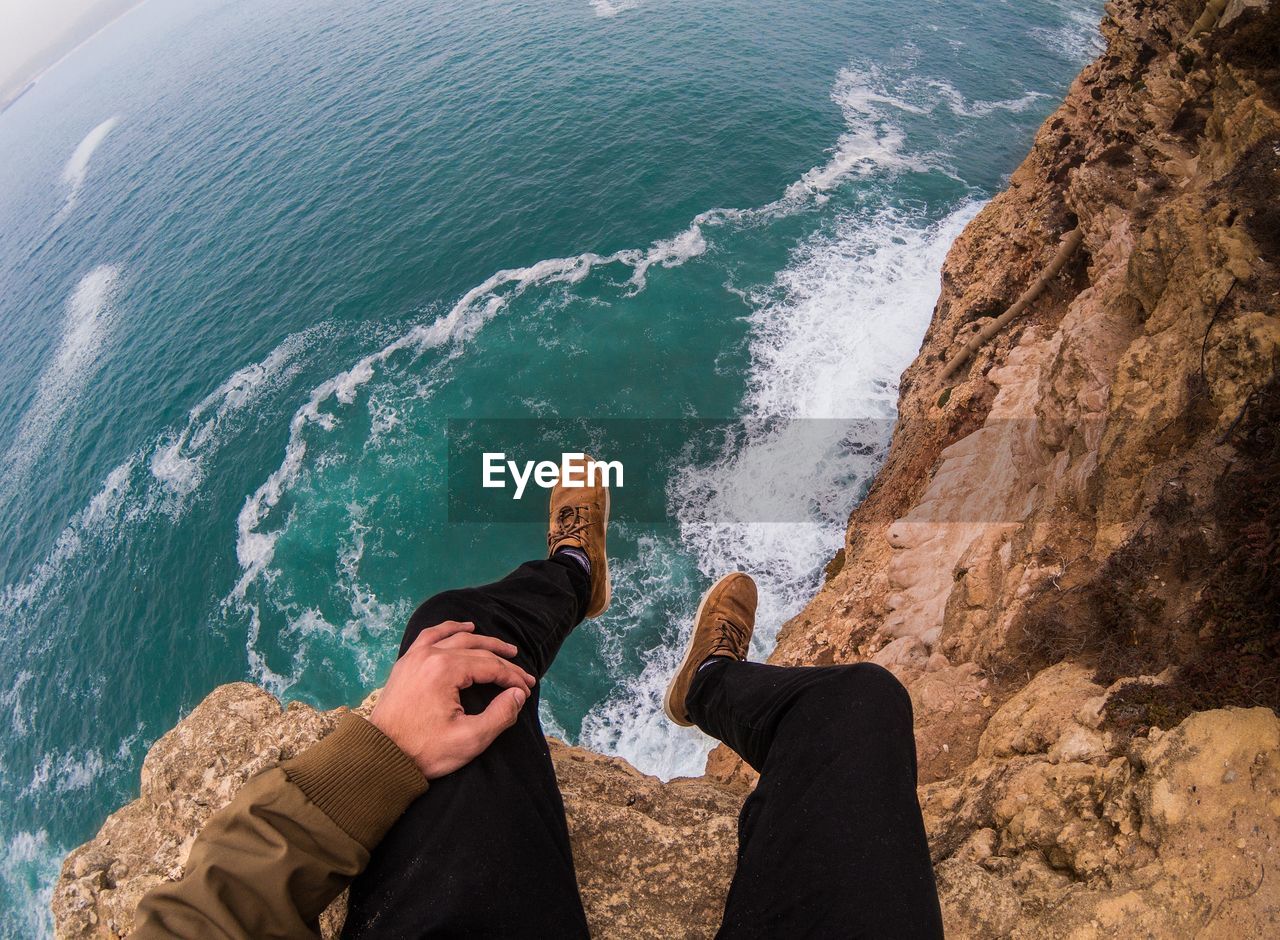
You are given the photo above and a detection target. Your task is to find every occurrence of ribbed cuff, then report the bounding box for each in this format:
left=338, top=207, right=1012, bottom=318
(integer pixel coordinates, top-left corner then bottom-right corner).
left=282, top=714, right=427, bottom=850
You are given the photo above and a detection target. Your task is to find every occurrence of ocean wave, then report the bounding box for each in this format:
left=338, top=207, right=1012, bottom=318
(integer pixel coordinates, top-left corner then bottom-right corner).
left=334, top=503, right=410, bottom=684
left=578, top=202, right=983, bottom=779
left=2, top=724, right=144, bottom=933
left=820, top=65, right=1050, bottom=136
left=784, top=65, right=930, bottom=201
left=56, top=115, right=121, bottom=221
left=22, top=748, right=106, bottom=798
left=1, top=264, right=123, bottom=492
left=743, top=203, right=980, bottom=418
left=1032, top=1, right=1105, bottom=63
left=926, top=81, right=1048, bottom=118
left=0, top=717, right=145, bottom=932
left=625, top=224, right=709, bottom=290
left=0, top=829, right=60, bottom=938
left=0, top=458, right=136, bottom=626
left=239, top=498, right=410, bottom=694
left=227, top=60, right=937, bottom=606
left=540, top=703, right=570, bottom=742
left=0, top=326, right=326, bottom=635
left=12, top=724, right=143, bottom=803
left=149, top=326, right=318, bottom=506
left=0, top=670, right=37, bottom=739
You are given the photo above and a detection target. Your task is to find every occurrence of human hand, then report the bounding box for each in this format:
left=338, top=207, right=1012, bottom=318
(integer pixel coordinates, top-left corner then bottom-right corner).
left=369, top=620, right=536, bottom=779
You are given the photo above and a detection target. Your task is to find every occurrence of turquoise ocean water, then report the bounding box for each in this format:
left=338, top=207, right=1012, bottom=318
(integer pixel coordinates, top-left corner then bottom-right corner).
left=0, top=0, right=1101, bottom=929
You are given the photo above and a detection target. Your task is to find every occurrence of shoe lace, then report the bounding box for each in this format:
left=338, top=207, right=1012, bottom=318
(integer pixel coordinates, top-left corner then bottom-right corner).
left=709, top=616, right=749, bottom=659
left=548, top=505, right=593, bottom=550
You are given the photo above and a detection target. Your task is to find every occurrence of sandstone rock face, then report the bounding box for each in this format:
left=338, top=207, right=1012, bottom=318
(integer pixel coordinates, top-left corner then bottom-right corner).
left=926, top=670, right=1280, bottom=938
left=54, top=1, right=1280, bottom=936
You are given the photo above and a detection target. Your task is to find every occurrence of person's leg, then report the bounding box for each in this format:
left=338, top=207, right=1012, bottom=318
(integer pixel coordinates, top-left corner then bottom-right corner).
left=342, top=556, right=592, bottom=939
left=687, top=660, right=944, bottom=939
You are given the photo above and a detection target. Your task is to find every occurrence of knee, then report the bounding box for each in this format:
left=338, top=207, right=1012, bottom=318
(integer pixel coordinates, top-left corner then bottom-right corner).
left=401, top=588, right=488, bottom=653
left=410, top=588, right=478, bottom=626
left=798, top=663, right=913, bottom=726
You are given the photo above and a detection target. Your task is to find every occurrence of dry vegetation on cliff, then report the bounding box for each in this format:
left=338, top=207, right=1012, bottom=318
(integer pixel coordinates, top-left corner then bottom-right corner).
left=54, top=1, right=1279, bottom=936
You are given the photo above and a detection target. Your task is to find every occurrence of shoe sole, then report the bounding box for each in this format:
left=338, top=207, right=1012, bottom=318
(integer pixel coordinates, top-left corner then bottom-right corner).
left=662, top=572, right=737, bottom=727
left=593, top=484, right=611, bottom=617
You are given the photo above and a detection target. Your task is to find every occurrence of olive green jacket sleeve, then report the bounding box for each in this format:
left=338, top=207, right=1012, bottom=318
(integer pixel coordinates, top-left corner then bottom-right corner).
left=133, top=714, right=427, bottom=939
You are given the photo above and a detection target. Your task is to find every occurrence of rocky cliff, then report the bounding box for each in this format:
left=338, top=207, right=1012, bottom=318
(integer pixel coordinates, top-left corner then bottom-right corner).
left=53, top=0, right=1280, bottom=936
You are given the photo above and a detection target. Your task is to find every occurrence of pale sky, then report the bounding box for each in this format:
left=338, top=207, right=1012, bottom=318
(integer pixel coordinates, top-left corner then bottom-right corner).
left=1, top=0, right=125, bottom=90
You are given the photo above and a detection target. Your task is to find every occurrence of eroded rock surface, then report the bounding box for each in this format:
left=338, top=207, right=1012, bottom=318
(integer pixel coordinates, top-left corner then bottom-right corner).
left=54, top=0, right=1280, bottom=936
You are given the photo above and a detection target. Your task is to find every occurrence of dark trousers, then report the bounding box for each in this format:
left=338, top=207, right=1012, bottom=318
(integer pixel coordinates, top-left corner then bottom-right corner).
left=343, top=559, right=943, bottom=939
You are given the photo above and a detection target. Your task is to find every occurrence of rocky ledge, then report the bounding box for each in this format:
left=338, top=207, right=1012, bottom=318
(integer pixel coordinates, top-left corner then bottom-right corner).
left=54, top=0, right=1280, bottom=936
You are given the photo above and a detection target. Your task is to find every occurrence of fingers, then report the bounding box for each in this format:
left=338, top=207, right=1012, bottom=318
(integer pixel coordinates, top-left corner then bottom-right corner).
left=460, top=687, right=528, bottom=751
left=408, top=620, right=475, bottom=652
left=434, top=632, right=519, bottom=658
left=453, top=650, right=536, bottom=692
left=455, top=650, right=536, bottom=688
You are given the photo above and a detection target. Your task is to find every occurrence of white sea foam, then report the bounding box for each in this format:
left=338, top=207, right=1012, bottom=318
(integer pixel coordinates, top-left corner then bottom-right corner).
left=242, top=499, right=409, bottom=692
left=23, top=748, right=106, bottom=797
left=245, top=602, right=291, bottom=697
left=784, top=66, right=931, bottom=201
left=1, top=316, right=305, bottom=640
left=580, top=202, right=983, bottom=779
left=1033, top=1, right=1105, bottom=63
left=577, top=529, right=712, bottom=772
left=0, top=829, right=60, bottom=937
left=626, top=223, right=710, bottom=290
left=797, top=67, right=1049, bottom=178
left=366, top=394, right=403, bottom=445
left=229, top=251, right=654, bottom=598
left=335, top=504, right=407, bottom=683
left=12, top=723, right=144, bottom=802
left=0, top=457, right=136, bottom=638
left=0, top=670, right=38, bottom=740
left=0, top=327, right=325, bottom=639
left=149, top=327, right=317, bottom=506
left=590, top=0, right=642, bottom=17
left=2, top=265, right=123, bottom=491
left=743, top=204, right=980, bottom=418
left=540, top=704, right=570, bottom=742
left=57, top=116, right=120, bottom=220
left=2, top=725, right=147, bottom=930
left=927, top=81, right=1048, bottom=118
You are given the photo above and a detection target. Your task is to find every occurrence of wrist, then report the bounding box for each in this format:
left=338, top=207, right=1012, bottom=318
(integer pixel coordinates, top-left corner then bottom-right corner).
left=368, top=706, right=435, bottom=778
left=283, top=714, right=428, bottom=848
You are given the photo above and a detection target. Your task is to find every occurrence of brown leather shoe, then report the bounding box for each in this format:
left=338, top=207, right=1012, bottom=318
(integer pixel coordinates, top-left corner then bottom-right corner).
left=547, top=454, right=611, bottom=618
left=663, top=572, right=757, bottom=726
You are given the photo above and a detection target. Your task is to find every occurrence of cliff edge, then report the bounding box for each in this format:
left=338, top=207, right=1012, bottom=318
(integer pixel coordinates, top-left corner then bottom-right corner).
left=54, top=0, right=1280, bottom=936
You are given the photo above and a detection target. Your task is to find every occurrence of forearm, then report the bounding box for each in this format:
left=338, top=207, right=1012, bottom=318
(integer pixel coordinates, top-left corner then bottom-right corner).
left=134, top=715, right=427, bottom=939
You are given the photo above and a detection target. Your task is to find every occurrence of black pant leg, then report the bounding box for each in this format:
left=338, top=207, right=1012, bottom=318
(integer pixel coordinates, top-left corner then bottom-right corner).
left=687, top=661, right=943, bottom=939
left=342, top=557, right=591, bottom=939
